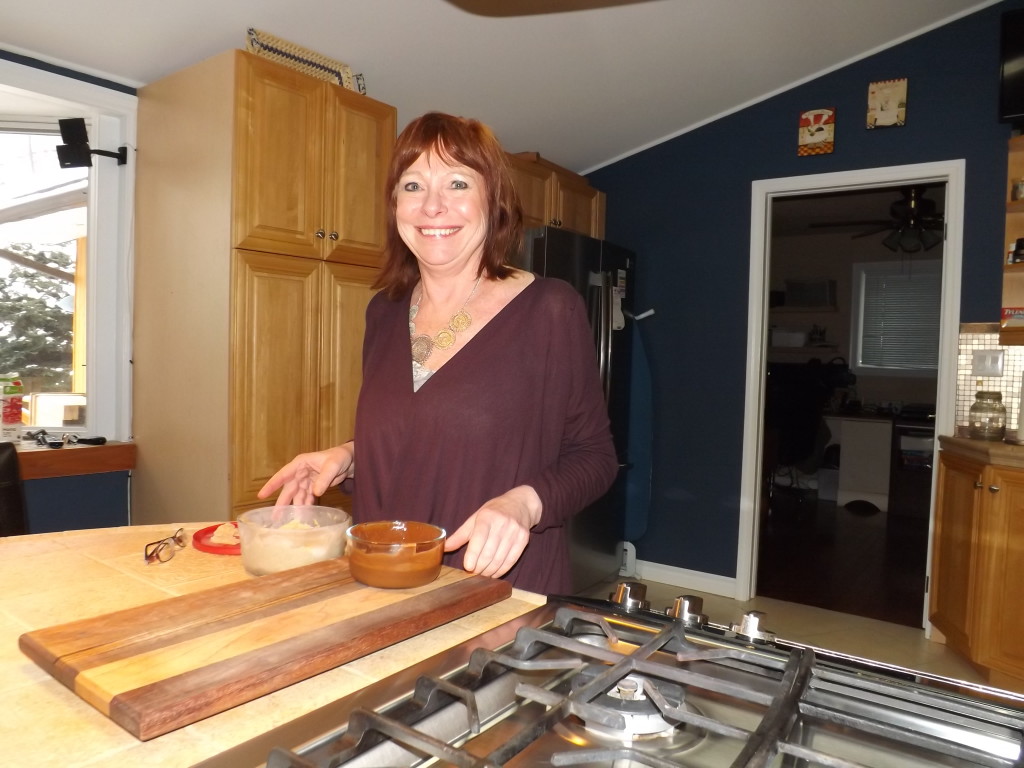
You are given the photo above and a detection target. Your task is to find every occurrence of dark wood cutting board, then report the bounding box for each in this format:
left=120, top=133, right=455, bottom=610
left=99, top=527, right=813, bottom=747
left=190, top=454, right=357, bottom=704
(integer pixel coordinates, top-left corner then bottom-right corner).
left=19, top=559, right=511, bottom=740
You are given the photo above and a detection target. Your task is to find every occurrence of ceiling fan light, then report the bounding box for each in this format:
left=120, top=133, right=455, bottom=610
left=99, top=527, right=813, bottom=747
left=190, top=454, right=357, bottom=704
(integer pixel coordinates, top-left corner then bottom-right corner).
left=921, top=228, right=943, bottom=250
left=882, top=228, right=902, bottom=251
left=900, top=229, right=923, bottom=252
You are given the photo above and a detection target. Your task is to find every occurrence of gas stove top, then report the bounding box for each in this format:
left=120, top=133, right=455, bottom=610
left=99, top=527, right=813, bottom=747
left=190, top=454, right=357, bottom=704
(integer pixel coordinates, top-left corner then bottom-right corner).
left=197, top=582, right=1024, bottom=768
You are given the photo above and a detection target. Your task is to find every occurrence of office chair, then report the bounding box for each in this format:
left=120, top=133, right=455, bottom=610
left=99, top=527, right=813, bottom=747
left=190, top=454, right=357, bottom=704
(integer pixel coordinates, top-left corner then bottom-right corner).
left=0, top=442, right=28, bottom=536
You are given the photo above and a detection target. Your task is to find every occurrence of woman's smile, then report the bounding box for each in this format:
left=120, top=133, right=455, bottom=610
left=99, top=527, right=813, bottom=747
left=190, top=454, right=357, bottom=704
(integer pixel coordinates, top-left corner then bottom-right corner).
left=418, top=226, right=462, bottom=238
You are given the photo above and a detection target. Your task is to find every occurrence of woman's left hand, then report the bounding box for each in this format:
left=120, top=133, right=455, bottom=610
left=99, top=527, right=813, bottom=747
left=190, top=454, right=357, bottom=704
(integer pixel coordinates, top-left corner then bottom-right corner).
left=445, top=485, right=542, bottom=578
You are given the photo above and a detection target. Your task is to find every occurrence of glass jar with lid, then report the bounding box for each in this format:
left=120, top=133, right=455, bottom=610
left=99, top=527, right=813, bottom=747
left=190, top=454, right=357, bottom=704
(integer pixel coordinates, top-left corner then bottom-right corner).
left=968, top=390, right=1006, bottom=441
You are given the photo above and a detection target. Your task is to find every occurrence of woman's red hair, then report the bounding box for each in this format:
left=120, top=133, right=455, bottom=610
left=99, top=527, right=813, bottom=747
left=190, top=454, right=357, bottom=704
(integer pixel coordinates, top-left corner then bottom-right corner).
left=373, top=112, right=523, bottom=299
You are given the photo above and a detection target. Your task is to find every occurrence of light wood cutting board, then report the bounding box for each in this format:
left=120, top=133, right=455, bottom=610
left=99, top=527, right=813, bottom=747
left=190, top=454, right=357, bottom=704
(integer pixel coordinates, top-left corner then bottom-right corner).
left=19, top=559, right=511, bottom=740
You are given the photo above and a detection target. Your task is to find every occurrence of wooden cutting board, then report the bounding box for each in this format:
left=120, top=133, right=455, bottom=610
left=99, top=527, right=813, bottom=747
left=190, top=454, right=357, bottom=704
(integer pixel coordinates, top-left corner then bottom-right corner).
left=19, top=559, right=511, bottom=740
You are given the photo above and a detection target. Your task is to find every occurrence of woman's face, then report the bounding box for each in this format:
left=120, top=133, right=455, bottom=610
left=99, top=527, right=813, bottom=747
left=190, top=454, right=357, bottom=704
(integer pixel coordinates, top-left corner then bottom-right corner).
left=395, top=150, right=488, bottom=273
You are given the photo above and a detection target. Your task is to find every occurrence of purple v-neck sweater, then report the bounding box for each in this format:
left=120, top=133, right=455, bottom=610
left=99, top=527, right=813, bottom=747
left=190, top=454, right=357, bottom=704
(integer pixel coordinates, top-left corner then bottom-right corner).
left=353, top=277, right=617, bottom=595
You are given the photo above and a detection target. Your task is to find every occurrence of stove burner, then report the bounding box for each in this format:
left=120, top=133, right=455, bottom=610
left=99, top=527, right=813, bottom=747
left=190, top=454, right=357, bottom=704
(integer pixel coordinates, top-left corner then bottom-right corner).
left=566, top=665, right=707, bottom=748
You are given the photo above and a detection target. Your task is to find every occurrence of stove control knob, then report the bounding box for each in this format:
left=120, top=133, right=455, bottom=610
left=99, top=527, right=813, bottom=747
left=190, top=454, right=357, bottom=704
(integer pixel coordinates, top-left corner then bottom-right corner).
left=667, top=595, right=708, bottom=628
left=610, top=581, right=650, bottom=611
left=731, top=611, right=777, bottom=644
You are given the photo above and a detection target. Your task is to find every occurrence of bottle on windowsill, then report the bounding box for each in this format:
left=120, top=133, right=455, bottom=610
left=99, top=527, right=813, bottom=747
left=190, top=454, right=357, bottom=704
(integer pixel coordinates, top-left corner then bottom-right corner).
left=0, top=373, right=23, bottom=443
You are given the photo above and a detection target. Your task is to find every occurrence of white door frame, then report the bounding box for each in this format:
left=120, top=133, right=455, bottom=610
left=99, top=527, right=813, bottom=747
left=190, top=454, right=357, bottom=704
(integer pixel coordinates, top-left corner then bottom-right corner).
left=735, top=161, right=965, bottom=626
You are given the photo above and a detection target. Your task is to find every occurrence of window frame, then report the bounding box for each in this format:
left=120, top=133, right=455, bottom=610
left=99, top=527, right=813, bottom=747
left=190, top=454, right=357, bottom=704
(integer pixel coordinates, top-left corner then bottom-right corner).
left=849, top=258, right=942, bottom=379
left=0, top=56, right=136, bottom=441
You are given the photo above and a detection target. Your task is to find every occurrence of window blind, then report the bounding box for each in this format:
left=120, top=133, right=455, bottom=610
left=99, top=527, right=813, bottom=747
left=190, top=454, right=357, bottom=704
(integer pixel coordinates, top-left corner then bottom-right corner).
left=855, top=260, right=940, bottom=373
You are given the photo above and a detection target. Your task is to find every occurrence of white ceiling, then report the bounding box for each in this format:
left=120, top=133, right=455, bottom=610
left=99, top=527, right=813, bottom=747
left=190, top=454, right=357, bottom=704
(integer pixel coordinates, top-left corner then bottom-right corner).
left=0, top=0, right=996, bottom=173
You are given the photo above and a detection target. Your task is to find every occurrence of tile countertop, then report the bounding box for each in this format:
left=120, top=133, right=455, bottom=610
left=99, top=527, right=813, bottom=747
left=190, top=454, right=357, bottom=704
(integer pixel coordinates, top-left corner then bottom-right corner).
left=0, top=524, right=545, bottom=767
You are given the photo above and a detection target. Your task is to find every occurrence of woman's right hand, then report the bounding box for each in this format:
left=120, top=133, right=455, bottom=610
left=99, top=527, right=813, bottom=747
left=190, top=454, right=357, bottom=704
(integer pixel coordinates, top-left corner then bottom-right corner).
left=257, top=442, right=354, bottom=506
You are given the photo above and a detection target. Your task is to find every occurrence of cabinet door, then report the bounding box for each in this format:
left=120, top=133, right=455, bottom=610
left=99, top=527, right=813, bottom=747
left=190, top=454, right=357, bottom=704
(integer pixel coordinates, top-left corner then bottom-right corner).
left=507, top=154, right=551, bottom=230
left=318, top=262, right=376, bottom=449
left=323, top=89, right=396, bottom=266
left=233, top=53, right=325, bottom=259
left=231, top=250, right=321, bottom=509
left=973, top=465, right=1024, bottom=684
left=315, top=263, right=376, bottom=514
left=929, top=452, right=984, bottom=656
left=554, top=172, right=606, bottom=239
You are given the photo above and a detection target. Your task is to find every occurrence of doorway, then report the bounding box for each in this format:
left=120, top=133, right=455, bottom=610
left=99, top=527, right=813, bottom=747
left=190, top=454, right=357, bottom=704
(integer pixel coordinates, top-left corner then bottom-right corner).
left=757, top=184, right=943, bottom=626
left=735, top=161, right=964, bottom=630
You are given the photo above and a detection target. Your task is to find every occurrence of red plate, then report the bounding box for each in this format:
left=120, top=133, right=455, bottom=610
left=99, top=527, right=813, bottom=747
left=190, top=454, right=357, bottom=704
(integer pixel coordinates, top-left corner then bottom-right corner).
left=192, top=522, right=241, bottom=555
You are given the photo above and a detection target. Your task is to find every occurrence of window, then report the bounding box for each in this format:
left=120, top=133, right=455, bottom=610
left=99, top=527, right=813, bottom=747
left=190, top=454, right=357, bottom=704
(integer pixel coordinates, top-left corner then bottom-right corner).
left=851, top=260, right=941, bottom=377
left=0, top=57, right=136, bottom=441
left=0, top=130, right=88, bottom=429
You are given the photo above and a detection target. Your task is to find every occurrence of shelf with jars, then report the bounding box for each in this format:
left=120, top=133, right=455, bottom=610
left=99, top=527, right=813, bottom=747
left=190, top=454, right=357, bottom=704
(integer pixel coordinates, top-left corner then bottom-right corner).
left=999, top=135, right=1024, bottom=344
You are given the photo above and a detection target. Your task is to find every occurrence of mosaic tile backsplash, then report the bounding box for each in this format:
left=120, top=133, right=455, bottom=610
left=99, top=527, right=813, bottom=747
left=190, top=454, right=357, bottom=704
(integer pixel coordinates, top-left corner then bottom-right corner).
left=957, top=323, right=1024, bottom=431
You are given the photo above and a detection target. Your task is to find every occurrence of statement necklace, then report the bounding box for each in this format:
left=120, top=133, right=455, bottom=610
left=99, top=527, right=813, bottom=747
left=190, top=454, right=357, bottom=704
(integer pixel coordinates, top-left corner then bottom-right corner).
left=409, top=276, right=483, bottom=365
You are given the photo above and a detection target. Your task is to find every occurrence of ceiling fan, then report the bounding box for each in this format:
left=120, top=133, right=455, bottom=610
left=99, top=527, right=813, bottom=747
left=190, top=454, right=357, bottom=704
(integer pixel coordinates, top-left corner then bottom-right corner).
left=443, top=0, right=655, bottom=16
left=812, top=186, right=945, bottom=252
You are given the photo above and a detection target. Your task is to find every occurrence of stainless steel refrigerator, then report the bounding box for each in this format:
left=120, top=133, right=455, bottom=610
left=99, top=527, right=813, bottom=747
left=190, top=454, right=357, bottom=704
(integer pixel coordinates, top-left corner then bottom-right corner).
left=514, top=226, right=635, bottom=593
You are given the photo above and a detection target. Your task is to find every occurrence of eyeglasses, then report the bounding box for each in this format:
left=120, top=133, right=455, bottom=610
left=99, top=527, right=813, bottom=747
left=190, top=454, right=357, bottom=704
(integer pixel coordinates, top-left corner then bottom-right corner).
left=144, top=528, right=187, bottom=564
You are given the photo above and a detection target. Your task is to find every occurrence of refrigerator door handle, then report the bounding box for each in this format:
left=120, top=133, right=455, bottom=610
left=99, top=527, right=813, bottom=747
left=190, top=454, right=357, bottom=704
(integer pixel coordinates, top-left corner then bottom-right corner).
left=602, top=275, right=614, bottom=402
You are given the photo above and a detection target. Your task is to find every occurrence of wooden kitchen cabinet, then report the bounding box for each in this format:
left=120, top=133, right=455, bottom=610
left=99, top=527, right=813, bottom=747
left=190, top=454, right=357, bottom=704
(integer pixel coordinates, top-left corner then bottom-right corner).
left=508, top=151, right=606, bottom=238
left=133, top=50, right=387, bottom=523
left=930, top=442, right=1024, bottom=692
left=234, top=52, right=396, bottom=266
left=930, top=451, right=984, bottom=657
left=999, top=135, right=1024, bottom=344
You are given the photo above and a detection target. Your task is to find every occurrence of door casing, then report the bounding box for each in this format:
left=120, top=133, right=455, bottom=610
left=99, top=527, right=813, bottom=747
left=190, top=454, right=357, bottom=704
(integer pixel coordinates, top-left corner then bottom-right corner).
left=736, top=160, right=965, bottom=633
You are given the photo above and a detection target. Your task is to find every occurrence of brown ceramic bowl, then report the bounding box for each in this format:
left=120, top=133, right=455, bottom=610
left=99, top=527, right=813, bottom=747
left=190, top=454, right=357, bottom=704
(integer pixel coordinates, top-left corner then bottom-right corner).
left=346, top=520, right=446, bottom=588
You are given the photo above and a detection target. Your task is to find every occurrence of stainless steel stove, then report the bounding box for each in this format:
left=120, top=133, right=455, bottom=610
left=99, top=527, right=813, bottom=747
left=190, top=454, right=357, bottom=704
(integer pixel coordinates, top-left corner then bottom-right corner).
left=197, top=582, right=1024, bottom=767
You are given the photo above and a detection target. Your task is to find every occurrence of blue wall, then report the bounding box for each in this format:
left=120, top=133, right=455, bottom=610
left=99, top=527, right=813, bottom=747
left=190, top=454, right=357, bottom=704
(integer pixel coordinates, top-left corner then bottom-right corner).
left=589, top=1, right=1021, bottom=577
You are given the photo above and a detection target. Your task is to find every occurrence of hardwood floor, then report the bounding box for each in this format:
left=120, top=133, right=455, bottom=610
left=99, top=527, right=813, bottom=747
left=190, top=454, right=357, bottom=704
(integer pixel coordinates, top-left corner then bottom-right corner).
left=756, top=487, right=929, bottom=627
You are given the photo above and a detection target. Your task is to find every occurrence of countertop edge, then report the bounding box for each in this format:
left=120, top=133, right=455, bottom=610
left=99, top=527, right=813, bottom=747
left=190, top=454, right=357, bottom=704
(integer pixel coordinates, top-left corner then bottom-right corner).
left=938, top=434, right=1024, bottom=469
left=15, top=441, right=137, bottom=480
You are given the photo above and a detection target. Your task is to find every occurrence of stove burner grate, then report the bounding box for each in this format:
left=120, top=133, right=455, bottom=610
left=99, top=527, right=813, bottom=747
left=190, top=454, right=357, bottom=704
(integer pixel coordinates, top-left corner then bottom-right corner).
left=252, top=600, right=1024, bottom=768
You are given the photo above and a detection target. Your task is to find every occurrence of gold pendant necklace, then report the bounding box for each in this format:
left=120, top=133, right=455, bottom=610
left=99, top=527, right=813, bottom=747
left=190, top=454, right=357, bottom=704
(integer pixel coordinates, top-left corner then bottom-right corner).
left=409, top=276, right=482, bottom=365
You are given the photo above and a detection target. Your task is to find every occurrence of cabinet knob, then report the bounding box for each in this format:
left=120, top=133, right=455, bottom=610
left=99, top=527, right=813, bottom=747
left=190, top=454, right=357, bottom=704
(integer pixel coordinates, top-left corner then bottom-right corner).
left=974, top=481, right=984, bottom=488
left=329, top=231, right=339, bottom=241
left=315, top=229, right=326, bottom=239
left=989, top=485, right=1001, bottom=493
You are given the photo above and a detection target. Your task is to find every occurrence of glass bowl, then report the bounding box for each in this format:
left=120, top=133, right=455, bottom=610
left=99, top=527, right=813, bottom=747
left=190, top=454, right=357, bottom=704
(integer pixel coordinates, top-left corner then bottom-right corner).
left=237, top=505, right=351, bottom=576
left=346, top=520, right=446, bottom=588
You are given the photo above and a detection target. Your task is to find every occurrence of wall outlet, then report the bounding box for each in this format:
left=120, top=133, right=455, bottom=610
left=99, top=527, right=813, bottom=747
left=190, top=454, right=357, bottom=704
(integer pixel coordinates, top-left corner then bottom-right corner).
left=971, top=349, right=1004, bottom=377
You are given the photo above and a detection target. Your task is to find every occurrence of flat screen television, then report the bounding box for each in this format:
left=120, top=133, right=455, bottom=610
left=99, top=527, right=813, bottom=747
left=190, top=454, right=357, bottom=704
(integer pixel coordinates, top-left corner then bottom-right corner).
left=1001, top=8, right=1024, bottom=125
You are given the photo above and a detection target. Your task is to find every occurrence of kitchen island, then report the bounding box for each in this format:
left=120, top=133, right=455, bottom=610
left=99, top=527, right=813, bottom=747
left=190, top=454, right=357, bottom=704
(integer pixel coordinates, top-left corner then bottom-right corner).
left=0, top=524, right=546, bottom=767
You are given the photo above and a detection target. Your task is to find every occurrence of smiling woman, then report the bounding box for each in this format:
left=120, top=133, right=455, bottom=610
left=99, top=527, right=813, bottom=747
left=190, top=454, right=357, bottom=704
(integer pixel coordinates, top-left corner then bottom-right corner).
left=0, top=56, right=136, bottom=442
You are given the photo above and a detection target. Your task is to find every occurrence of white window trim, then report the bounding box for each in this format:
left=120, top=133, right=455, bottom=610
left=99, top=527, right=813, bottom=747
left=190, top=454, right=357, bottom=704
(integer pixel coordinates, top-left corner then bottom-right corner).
left=850, top=259, right=942, bottom=378
left=0, top=57, right=136, bottom=441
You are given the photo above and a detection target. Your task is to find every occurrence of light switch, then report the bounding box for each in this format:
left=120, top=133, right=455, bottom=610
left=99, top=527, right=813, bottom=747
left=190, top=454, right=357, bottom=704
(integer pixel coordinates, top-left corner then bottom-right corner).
left=972, top=349, right=1004, bottom=377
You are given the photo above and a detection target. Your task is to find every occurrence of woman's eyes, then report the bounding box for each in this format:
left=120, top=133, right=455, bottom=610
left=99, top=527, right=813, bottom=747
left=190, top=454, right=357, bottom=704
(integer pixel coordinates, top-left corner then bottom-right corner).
left=401, top=179, right=470, bottom=191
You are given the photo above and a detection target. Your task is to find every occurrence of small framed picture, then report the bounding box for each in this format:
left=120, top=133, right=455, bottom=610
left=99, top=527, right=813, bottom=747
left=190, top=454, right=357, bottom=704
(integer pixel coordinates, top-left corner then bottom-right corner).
left=867, top=78, right=907, bottom=128
left=798, top=108, right=836, bottom=156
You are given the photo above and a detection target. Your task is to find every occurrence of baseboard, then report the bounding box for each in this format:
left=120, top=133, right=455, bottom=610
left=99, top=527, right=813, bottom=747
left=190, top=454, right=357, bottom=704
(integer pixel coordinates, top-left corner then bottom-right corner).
left=634, top=559, right=737, bottom=598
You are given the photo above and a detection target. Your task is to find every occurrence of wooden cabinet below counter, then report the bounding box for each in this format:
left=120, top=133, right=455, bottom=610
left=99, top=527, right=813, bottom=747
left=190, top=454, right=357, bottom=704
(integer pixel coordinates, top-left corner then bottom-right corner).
left=931, top=437, right=1024, bottom=692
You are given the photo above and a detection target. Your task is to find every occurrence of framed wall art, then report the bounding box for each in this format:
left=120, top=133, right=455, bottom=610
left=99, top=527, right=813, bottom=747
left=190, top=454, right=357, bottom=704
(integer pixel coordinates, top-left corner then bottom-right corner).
left=867, top=78, right=907, bottom=128
left=798, top=108, right=835, bottom=156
